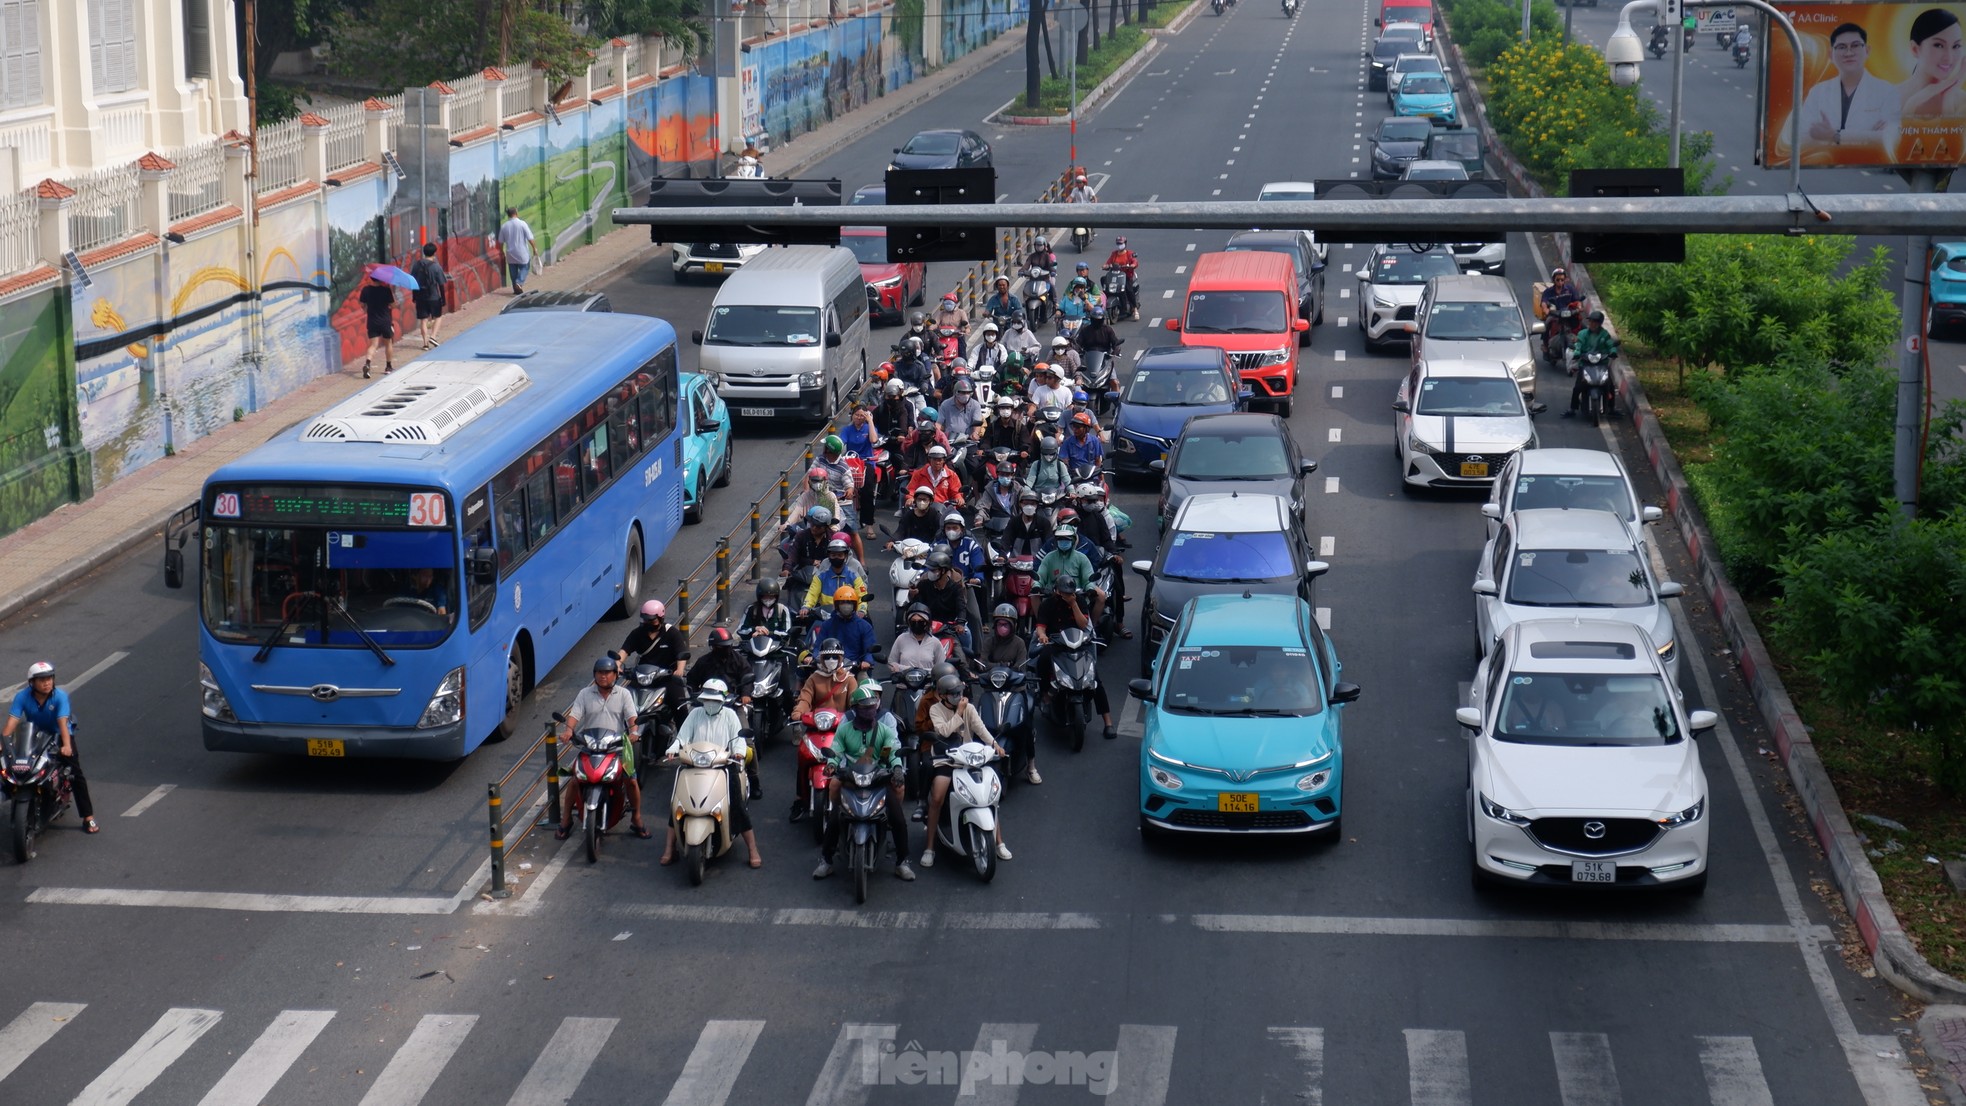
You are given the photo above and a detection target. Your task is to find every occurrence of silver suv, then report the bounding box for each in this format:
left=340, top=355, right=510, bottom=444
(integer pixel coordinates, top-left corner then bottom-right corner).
left=1409, top=274, right=1542, bottom=396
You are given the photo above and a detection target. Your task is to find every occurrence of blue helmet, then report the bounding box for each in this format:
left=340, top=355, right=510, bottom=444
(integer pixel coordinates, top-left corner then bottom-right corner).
left=1090, top=305, right=1106, bottom=319
left=1073, top=389, right=1090, bottom=404
left=922, top=406, right=940, bottom=422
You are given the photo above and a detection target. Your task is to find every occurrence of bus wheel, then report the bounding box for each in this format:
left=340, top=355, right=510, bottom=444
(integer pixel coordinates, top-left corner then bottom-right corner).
left=612, top=532, right=643, bottom=618
left=493, top=646, right=526, bottom=742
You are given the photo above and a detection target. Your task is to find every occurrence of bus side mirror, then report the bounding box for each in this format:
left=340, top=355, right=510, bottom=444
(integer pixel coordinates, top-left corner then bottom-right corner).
left=470, top=547, right=499, bottom=584
left=164, top=549, right=185, bottom=590
left=162, top=500, right=200, bottom=590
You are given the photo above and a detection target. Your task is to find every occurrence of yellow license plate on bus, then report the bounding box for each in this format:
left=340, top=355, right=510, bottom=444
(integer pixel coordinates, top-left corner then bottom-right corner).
left=705, top=262, right=724, bottom=273
left=306, top=739, right=345, bottom=758
left=1218, top=792, right=1259, bottom=813
left=1459, top=461, right=1490, bottom=478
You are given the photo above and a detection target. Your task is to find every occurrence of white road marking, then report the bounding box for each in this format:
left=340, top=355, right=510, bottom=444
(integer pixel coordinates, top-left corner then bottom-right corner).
left=1212, top=189, right=1222, bottom=195
left=1175, top=265, right=1187, bottom=274
left=807, top=1024, right=899, bottom=1106
left=0, top=1002, right=86, bottom=1082
left=1106, top=1025, right=1177, bottom=1106
left=660, top=1020, right=766, bottom=1106
left=197, top=1009, right=336, bottom=1106
left=1550, top=1032, right=1621, bottom=1106
left=1191, top=914, right=1833, bottom=942
left=1162, top=289, right=1175, bottom=299
left=1316, top=607, right=1332, bottom=629
left=962, top=1023, right=1040, bottom=1103
left=357, top=1015, right=480, bottom=1106
left=120, top=784, right=176, bottom=818
left=1405, top=1029, right=1471, bottom=1106
left=1337, top=316, right=1349, bottom=328
left=1319, top=535, right=1335, bottom=556
left=996, top=193, right=1008, bottom=203
left=1148, top=318, right=1162, bottom=328
left=1339, top=287, right=1351, bottom=297
left=72, top=1007, right=223, bottom=1106
left=1186, top=243, right=1196, bottom=251
left=1219, top=173, right=1229, bottom=179
left=1104, top=160, right=1113, bottom=166
left=1328, top=428, right=1343, bottom=442
left=1325, top=477, right=1340, bottom=494
left=30, top=886, right=460, bottom=914
left=1333, top=350, right=1346, bottom=361
left=1698, top=1036, right=1776, bottom=1106
left=1147, top=193, right=1158, bottom=202
left=1331, top=385, right=1343, bottom=398
left=1341, top=263, right=1353, bottom=272
left=506, top=1018, right=617, bottom=1106
left=1268, top=1027, right=1324, bottom=1106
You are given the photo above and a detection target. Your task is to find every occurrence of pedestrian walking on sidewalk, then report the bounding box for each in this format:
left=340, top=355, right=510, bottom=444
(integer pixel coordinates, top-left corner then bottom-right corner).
left=497, top=207, right=536, bottom=294
left=408, top=243, right=450, bottom=349
left=358, top=265, right=397, bottom=378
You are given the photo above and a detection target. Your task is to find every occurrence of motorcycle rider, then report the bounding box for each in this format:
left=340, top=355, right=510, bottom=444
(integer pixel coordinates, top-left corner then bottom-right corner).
left=919, top=672, right=1014, bottom=868
left=1037, top=523, right=1108, bottom=635
left=1060, top=276, right=1099, bottom=330
left=1001, top=486, right=1054, bottom=556
left=939, top=512, right=990, bottom=588
left=1077, top=305, right=1123, bottom=384
left=1564, top=310, right=1621, bottom=419
left=556, top=657, right=648, bottom=840
left=1104, top=236, right=1141, bottom=319
left=891, top=602, right=952, bottom=674
left=1064, top=172, right=1098, bottom=206
left=938, top=377, right=984, bottom=442
left=1059, top=410, right=1106, bottom=478
left=4, top=661, right=96, bottom=835
left=915, top=550, right=976, bottom=653
left=792, top=467, right=863, bottom=563
left=1538, top=267, right=1585, bottom=361
left=1048, top=333, right=1084, bottom=380
left=899, top=411, right=949, bottom=474
left=685, top=630, right=757, bottom=802
left=975, top=460, right=1021, bottom=530
left=971, top=322, right=1011, bottom=374
left=615, top=599, right=687, bottom=678
left=812, top=588, right=880, bottom=670
left=802, top=536, right=870, bottom=613
left=815, top=435, right=861, bottom=533
left=1071, top=483, right=1132, bottom=638
left=982, top=396, right=1026, bottom=452
left=659, top=678, right=762, bottom=867
left=781, top=504, right=841, bottom=584
left=890, top=485, right=947, bottom=550
left=907, top=444, right=966, bottom=507
left=1025, top=236, right=1057, bottom=273
left=1029, top=362, right=1074, bottom=410
left=1003, top=316, right=1043, bottom=364
left=874, top=378, right=916, bottom=439
left=1732, top=22, right=1753, bottom=52
left=892, top=335, right=936, bottom=393
left=841, top=406, right=880, bottom=531
left=1026, top=436, right=1073, bottom=497
left=974, top=606, right=1041, bottom=784
left=738, top=579, right=798, bottom=735
left=983, top=277, right=1023, bottom=325
left=1031, top=575, right=1120, bottom=740
left=813, top=685, right=915, bottom=881
left=790, top=640, right=858, bottom=820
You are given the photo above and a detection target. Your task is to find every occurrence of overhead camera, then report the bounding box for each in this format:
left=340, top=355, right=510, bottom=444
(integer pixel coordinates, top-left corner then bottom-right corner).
left=1604, top=21, right=1646, bottom=87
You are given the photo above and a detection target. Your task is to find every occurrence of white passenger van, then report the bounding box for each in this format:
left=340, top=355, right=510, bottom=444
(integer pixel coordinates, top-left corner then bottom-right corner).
left=693, top=245, right=870, bottom=422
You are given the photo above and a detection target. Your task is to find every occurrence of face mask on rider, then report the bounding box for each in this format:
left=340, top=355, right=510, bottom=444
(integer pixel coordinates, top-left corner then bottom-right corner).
left=1021, top=504, right=1037, bottom=517
left=945, top=527, right=962, bottom=541
left=909, top=619, right=930, bottom=636
left=995, top=621, right=1013, bottom=638
left=819, top=656, right=841, bottom=673
left=703, top=700, right=724, bottom=717
left=834, top=603, right=855, bottom=619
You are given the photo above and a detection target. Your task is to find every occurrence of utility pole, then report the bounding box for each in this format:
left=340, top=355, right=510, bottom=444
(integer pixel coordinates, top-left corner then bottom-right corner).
left=1896, top=170, right=1945, bottom=518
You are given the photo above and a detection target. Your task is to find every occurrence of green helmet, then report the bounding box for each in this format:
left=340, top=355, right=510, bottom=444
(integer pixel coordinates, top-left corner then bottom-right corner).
left=823, top=434, right=845, bottom=455
left=847, top=684, right=881, bottom=706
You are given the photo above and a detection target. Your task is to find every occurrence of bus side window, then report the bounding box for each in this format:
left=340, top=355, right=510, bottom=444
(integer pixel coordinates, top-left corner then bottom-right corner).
left=466, top=517, right=496, bottom=629
left=526, top=466, right=556, bottom=544
left=494, top=466, right=529, bottom=570
left=583, top=423, right=613, bottom=495
left=609, top=403, right=636, bottom=470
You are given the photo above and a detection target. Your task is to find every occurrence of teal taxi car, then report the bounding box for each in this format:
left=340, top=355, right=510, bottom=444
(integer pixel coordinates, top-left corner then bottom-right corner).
left=1129, top=594, right=1359, bottom=839
left=1389, top=71, right=1459, bottom=127
left=681, top=371, right=733, bottom=523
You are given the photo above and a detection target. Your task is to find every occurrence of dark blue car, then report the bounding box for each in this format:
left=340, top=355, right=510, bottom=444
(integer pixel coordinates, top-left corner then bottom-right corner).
left=1110, top=346, right=1247, bottom=477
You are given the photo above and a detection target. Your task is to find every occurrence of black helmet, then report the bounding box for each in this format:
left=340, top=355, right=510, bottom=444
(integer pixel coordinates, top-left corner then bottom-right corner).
left=757, top=578, right=782, bottom=600
left=907, top=602, right=932, bottom=622
left=911, top=311, right=928, bottom=328
left=993, top=602, right=1018, bottom=622
left=818, top=637, right=845, bottom=657
left=708, top=626, right=736, bottom=650
left=936, top=673, right=966, bottom=698
left=932, top=660, right=960, bottom=684
left=928, top=550, right=954, bottom=571
left=593, top=656, right=619, bottom=674
left=1587, top=309, right=1606, bottom=323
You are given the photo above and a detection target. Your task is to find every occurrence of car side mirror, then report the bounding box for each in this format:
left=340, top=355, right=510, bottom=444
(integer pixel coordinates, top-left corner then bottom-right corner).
left=1472, top=580, right=1497, bottom=596
left=1392, top=399, right=1411, bottom=413
left=1530, top=321, right=1545, bottom=335
left=1480, top=502, right=1502, bottom=519
left=1293, top=319, right=1310, bottom=332
left=1130, top=559, right=1154, bottom=577
left=1642, top=505, right=1664, bottom=523
left=1238, top=386, right=1255, bottom=401
left=1311, top=258, right=1327, bottom=273
left=1528, top=401, right=1547, bottom=416
left=696, top=418, right=722, bottom=433
left=1688, top=709, right=1719, bottom=733
left=1455, top=706, right=1482, bottom=730
left=1331, top=682, right=1361, bottom=705
left=1127, top=678, right=1156, bottom=703
left=1304, top=560, right=1330, bottom=578
left=826, top=332, right=843, bottom=348
left=893, top=147, right=902, bottom=154
left=1148, top=459, right=1167, bottom=473
left=691, top=329, right=704, bottom=344
left=1163, top=319, right=1181, bottom=332
left=1299, top=458, right=1319, bottom=474
left=1657, top=581, right=1685, bottom=599
left=1354, top=269, right=1370, bottom=281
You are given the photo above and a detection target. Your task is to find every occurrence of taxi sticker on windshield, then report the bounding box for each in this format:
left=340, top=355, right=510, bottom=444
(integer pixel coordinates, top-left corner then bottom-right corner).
left=789, top=334, right=817, bottom=345
left=1421, top=380, right=1437, bottom=390
left=1512, top=676, right=1533, bottom=685
left=1519, top=552, right=1536, bottom=567
left=1282, top=648, right=1307, bottom=657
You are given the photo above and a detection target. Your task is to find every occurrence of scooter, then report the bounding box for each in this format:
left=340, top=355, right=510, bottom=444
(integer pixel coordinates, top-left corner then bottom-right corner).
left=733, top=154, right=764, bottom=179
left=1040, top=626, right=1102, bottom=752
left=885, top=665, right=935, bottom=797
left=1211, top=0, right=1225, bottom=13
left=995, top=550, right=1040, bottom=632
left=668, top=738, right=742, bottom=886
left=744, top=632, right=794, bottom=744
left=1683, top=26, right=1695, bottom=51
left=1544, top=304, right=1582, bottom=370
left=1648, top=25, right=1670, bottom=58
left=1024, top=266, right=1056, bottom=326
left=1101, top=266, right=1131, bottom=319
left=928, top=741, right=1004, bottom=882
left=933, top=326, right=963, bottom=366
left=1732, top=41, right=1751, bottom=67
left=972, top=663, right=1035, bottom=782
left=2, top=725, right=69, bottom=864
left=630, top=665, right=679, bottom=784
left=890, top=538, right=933, bottom=631
left=1071, top=225, right=1091, bottom=253
left=795, top=709, right=842, bottom=842
left=832, top=757, right=898, bottom=905
left=1578, top=351, right=1615, bottom=426
left=561, top=714, right=629, bottom=863
left=1282, top=0, right=1298, bottom=14
left=1079, top=346, right=1120, bottom=415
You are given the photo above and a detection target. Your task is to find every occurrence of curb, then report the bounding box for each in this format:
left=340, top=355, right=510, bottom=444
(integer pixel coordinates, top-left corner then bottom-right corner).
left=1433, top=6, right=1966, bottom=1008
left=988, top=32, right=1169, bottom=125
left=1153, top=0, right=1209, bottom=35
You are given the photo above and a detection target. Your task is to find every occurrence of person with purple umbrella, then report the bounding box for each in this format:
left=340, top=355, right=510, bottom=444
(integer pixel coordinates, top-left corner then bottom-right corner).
left=359, top=264, right=397, bottom=378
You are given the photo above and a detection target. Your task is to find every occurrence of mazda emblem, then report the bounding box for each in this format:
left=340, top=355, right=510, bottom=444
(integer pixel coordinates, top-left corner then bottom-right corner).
left=309, top=684, right=341, bottom=702
left=1583, top=821, right=1607, bottom=840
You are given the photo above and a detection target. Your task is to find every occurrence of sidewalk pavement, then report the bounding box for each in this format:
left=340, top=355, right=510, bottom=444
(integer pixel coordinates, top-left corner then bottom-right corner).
left=0, top=30, right=1031, bottom=628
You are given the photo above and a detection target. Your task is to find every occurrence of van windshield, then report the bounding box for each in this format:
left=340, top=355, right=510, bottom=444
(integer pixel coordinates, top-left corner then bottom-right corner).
left=704, top=305, right=824, bottom=346
left=1184, top=291, right=1287, bottom=334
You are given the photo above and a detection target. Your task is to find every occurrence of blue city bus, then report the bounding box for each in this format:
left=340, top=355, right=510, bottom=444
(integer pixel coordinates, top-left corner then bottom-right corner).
left=175, top=311, right=686, bottom=759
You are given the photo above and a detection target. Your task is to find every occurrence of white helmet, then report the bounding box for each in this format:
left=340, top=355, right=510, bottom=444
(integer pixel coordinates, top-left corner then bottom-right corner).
left=1051, top=335, right=1070, bottom=348
left=698, top=678, right=729, bottom=706
left=26, top=661, right=54, bottom=680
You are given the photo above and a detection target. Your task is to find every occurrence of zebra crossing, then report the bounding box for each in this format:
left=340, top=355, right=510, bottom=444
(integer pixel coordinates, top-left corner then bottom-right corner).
left=0, top=999, right=1818, bottom=1104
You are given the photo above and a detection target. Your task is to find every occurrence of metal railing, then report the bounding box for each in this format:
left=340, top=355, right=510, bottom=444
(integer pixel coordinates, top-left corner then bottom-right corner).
left=624, top=37, right=647, bottom=79
left=485, top=720, right=565, bottom=897
left=65, top=163, right=142, bottom=251
left=255, top=118, right=305, bottom=194
left=319, top=101, right=368, bottom=173
left=0, top=185, right=37, bottom=274
left=166, top=142, right=227, bottom=222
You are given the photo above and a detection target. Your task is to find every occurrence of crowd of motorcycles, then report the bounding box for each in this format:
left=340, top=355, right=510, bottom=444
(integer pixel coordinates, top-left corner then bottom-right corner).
left=1648, top=22, right=1754, bottom=67
left=559, top=238, right=1150, bottom=902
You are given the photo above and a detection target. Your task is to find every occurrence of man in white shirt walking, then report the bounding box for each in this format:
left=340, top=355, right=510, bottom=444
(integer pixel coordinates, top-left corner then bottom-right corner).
left=496, top=206, right=536, bottom=294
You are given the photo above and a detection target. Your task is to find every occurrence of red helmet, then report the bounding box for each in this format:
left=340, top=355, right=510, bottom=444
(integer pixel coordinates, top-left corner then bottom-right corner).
left=708, top=626, right=736, bottom=650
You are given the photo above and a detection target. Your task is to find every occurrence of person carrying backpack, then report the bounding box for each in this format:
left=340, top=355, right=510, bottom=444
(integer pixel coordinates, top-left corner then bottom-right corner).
left=408, top=243, right=450, bottom=349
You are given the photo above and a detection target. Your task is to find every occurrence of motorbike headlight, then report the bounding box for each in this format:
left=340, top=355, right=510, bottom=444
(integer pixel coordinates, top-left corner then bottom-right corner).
left=416, top=666, right=465, bottom=729
left=692, top=748, right=716, bottom=768
left=198, top=662, right=235, bottom=722
left=1657, top=797, right=1705, bottom=827
left=1407, top=433, right=1440, bottom=456
left=1479, top=793, right=1533, bottom=826
left=1148, top=765, right=1184, bottom=791
left=1296, top=769, right=1331, bottom=792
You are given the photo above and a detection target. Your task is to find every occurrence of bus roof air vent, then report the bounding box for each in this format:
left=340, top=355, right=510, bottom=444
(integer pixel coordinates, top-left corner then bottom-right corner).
left=302, top=362, right=531, bottom=444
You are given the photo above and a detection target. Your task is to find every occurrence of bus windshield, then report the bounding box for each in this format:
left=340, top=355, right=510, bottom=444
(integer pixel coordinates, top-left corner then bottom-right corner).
left=203, top=523, right=459, bottom=648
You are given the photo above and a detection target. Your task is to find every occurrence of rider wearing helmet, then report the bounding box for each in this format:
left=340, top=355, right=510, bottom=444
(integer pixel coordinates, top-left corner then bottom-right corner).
left=1104, top=235, right=1140, bottom=319
left=815, top=433, right=861, bottom=533
left=1031, top=573, right=1120, bottom=740
left=973, top=602, right=1032, bottom=670
left=1076, top=302, right=1122, bottom=365
left=802, top=534, right=870, bottom=612
left=812, top=587, right=879, bottom=668
left=788, top=638, right=858, bottom=820
left=1002, top=484, right=1054, bottom=555
left=740, top=576, right=796, bottom=642
left=6, top=661, right=96, bottom=834
left=938, top=376, right=983, bottom=441
left=938, top=511, right=988, bottom=587
left=557, top=656, right=649, bottom=840
left=813, top=684, right=914, bottom=882
left=890, top=601, right=950, bottom=674
left=1060, top=409, right=1105, bottom=474
left=875, top=377, right=916, bottom=438
left=1538, top=266, right=1586, bottom=358
left=685, top=626, right=754, bottom=718
left=915, top=548, right=975, bottom=652
left=616, top=599, right=687, bottom=676
left=907, top=442, right=965, bottom=508
left=1028, top=361, right=1074, bottom=410
left=1048, top=332, right=1083, bottom=379
left=1026, top=434, right=1072, bottom=495
left=662, top=678, right=762, bottom=869
left=1566, top=308, right=1621, bottom=419
left=920, top=672, right=1014, bottom=867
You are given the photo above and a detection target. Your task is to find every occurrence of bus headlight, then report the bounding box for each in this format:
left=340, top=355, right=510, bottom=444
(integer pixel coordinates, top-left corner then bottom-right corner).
left=199, top=662, right=235, bottom=722
left=417, top=666, right=465, bottom=729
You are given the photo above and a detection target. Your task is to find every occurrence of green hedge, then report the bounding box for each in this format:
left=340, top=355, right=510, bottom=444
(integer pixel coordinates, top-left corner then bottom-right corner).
left=1028, top=26, right=1149, bottom=116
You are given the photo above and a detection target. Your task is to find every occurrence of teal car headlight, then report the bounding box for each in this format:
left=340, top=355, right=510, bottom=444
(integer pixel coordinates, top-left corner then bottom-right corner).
left=1148, top=765, right=1184, bottom=791
left=1296, top=769, right=1332, bottom=792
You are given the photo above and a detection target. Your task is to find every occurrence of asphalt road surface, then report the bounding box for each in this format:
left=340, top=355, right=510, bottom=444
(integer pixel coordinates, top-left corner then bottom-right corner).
left=0, top=4, right=1937, bottom=1104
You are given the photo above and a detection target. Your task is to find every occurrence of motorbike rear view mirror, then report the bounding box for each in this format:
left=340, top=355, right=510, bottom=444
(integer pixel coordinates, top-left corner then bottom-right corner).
left=1127, top=678, right=1156, bottom=702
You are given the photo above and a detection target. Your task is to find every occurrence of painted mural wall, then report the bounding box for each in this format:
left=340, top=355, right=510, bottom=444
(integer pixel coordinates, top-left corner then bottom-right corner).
left=0, top=287, right=84, bottom=535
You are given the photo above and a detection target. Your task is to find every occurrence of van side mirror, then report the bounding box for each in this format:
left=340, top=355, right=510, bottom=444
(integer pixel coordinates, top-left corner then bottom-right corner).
left=691, top=330, right=705, bottom=344
left=826, top=332, right=843, bottom=348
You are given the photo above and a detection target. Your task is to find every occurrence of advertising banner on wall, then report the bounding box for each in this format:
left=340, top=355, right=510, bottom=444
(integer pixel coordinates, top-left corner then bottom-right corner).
left=1764, top=3, right=1966, bottom=168
left=740, top=64, right=762, bottom=145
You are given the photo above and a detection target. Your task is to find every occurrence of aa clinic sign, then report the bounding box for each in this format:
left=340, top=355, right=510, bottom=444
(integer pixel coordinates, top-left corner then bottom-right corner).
left=1763, top=3, right=1966, bottom=168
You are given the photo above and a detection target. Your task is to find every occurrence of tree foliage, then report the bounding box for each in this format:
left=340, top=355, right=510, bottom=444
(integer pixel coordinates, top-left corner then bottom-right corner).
left=327, top=1, right=613, bottom=89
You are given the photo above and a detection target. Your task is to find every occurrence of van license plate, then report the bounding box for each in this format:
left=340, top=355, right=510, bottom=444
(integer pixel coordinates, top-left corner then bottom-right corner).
left=705, top=262, right=724, bottom=273
left=306, top=739, right=346, bottom=758
left=740, top=407, right=774, bottom=418
left=1571, top=860, right=1616, bottom=883
left=1218, top=792, right=1259, bottom=813
left=1459, top=461, right=1489, bottom=478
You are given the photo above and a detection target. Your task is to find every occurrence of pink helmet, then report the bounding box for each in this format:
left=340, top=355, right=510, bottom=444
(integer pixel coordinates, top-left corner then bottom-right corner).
left=639, top=600, right=665, bottom=621
left=808, top=465, right=828, bottom=482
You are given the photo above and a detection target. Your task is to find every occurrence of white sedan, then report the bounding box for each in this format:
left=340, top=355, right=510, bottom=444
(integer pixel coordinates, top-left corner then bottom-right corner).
left=1393, top=359, right=1540, bottom=490
left=1461, top=618, right=1717, bottom=894
left=1481, top=447, right=1663, bottom=541
left=1473, top=506, right=1684, bottom=678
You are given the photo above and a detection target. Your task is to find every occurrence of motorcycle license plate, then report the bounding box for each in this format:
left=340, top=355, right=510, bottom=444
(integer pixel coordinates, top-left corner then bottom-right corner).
left=1218, top=792, right=1259, bottom=813
left=1571, top=860, right=1617, bottom=883
left=740, top=408, right=775, bottom=418
left=306, top=739, right=346, bottom=758
left=705, top=262, right=724, bottom=273
left=1459, top=461, right=1490, bottom=478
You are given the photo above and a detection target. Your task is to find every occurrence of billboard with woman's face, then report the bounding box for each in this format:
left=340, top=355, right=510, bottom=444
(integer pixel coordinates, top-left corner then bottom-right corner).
left=1764, top=4, right=1966, bottom=167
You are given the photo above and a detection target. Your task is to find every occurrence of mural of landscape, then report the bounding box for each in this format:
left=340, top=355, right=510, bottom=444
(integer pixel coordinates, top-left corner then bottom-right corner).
left=0, top=289, right=83, bottom=536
